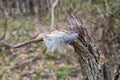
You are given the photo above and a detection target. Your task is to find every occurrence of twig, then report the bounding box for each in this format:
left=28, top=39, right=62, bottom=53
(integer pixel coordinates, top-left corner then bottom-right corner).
left=51, top=0, right=59, bottom=29
left=11, top=32, right=51, bottom=48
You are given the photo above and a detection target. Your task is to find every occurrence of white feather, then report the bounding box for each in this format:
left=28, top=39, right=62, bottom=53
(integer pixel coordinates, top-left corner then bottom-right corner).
left=43, top=31, right=78, bottom=52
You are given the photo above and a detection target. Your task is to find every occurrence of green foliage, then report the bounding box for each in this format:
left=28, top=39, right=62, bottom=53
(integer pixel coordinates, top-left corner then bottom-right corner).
left=109, top=60, right=116, bottom=65
left=43, top=16, right=50, bottom=25
left=57, top=71, right=69, bottom=79
left=109, top=58, right=116, bottom=65
left=40, top=72, right=49, bottom=79
left=57, top=64, right=75, bottom=79
left=44, top=52, right=58, bottom=60
left=0, top=24, right=4, bottom=31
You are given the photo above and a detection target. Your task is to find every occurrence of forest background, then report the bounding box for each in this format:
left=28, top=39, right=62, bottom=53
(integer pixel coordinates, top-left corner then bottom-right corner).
left=0, top=0, right=119, bottom=80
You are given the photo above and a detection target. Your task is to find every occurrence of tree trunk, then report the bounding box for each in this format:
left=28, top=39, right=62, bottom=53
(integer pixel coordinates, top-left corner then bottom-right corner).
left=72, top=42, right=111, bottom=80
left=29, top=0, right=35, bottom=15
left=68, top=17, right=112, bottom=80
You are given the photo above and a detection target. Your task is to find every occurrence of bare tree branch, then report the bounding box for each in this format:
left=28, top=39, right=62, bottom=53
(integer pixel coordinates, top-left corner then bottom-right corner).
left=51, top=0, right=59, bottom=29
left=11, top=32, right=50, bottom=48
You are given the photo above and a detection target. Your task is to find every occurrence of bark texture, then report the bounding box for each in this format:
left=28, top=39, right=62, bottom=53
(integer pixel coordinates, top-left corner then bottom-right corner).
left=114, top=57, right=120, bottom=80
left=68, top=17, right=112, bottom=80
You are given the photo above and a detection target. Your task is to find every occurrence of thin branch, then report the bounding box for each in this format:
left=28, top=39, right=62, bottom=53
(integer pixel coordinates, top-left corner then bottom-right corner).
left=11, top=32, right=50, bottom=48
left=51, top=0, right=59, bottom=29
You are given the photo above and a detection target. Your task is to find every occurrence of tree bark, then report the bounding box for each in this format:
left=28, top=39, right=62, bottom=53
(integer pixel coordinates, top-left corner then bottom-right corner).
left=68, top=17, right=112, bottom=80
left=72, top=42, right=111, bottom=80
left=114, top=57, right=120, bottom=80
left=29, top=0, right=35, bottom=15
